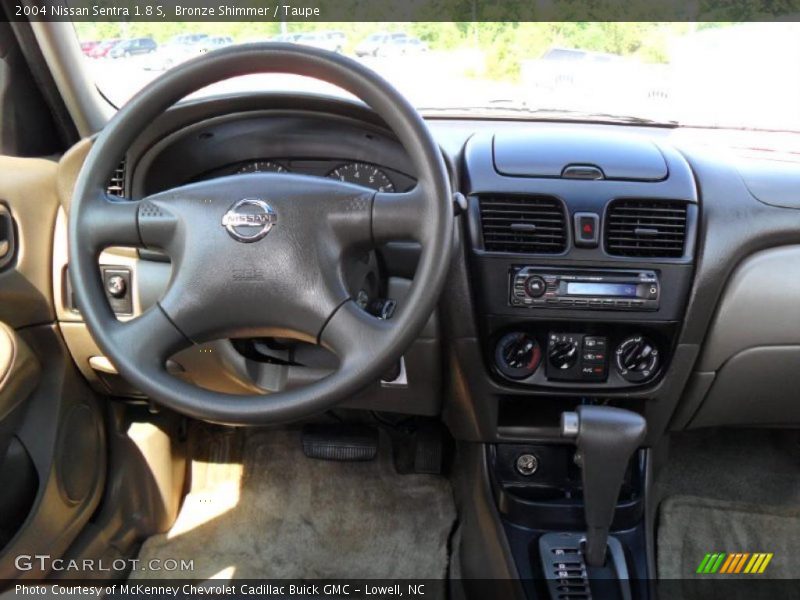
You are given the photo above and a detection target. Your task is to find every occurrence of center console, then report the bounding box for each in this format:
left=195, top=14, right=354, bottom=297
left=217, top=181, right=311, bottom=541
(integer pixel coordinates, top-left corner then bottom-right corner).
left=458, top=127, right=699, bottom=598
left=463, top=129, right=697, bottom=397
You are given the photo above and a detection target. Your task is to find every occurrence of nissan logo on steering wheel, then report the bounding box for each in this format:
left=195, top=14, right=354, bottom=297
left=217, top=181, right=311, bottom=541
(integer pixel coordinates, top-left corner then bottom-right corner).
left=222, top=198, right=277, bottom=243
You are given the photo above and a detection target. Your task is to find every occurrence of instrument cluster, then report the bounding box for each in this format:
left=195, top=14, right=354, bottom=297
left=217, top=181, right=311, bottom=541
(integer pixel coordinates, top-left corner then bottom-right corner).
left=205, top=158, right=414, bottom=193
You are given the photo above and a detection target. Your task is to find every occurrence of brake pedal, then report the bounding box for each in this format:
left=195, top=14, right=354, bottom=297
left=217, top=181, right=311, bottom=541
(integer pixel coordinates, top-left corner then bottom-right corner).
left=413, top=421, right=444, bottom=474
left=302, top=424, right=378, bottom=461
left=390, top=419, right=445, bottom=475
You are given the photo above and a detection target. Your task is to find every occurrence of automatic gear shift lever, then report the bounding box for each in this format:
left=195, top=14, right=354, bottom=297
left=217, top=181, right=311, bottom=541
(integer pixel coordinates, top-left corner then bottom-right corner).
left=561, top=405, right=646, bottom=567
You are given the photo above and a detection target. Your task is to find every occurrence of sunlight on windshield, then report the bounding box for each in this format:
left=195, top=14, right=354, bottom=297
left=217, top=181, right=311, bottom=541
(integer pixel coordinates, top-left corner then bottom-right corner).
left=74, top=22, right=800, bottom=131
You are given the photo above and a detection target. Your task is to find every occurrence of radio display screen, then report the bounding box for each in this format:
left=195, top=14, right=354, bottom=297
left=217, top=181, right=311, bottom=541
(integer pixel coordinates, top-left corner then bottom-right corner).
left=566, top=282, right=638, bottom=298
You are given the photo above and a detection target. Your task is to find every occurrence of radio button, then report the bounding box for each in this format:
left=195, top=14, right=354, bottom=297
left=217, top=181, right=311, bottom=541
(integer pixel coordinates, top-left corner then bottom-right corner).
left=525, top=276, right=547, bottom=298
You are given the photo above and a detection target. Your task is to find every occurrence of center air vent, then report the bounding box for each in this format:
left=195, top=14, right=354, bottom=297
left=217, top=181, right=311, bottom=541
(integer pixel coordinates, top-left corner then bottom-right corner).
left=479, top=195, right=567, bottom=254
left=605, top=199, right=687, bottom=257
left=106, top=158, right=127, bottom=198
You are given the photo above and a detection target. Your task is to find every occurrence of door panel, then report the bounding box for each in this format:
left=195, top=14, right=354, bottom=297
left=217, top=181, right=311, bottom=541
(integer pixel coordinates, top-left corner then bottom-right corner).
left=0, top=322, right=40, bottom=455
left=0, top=155, right=59, bottom=328
left=0, top=153, right=107, bottom=578
left=0, top=321, right=40, bottom=549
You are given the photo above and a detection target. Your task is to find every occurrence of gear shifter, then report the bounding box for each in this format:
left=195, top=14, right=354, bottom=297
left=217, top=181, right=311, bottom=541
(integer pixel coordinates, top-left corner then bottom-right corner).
left=561, top=405, right=647, bottom=567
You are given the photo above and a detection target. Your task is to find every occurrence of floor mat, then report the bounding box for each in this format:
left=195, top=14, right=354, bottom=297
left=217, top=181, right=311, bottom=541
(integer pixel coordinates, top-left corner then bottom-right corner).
left=131, top=427, right=456, bottom=580
left=653, top=429, right=800, bottom=509
left=654, top=430, right=800, bottom=599
left=657, top=495, right=800, bottom=599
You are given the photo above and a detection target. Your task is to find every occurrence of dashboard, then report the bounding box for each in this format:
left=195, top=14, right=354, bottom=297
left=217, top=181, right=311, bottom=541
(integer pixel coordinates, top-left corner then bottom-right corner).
left=53, top=92, right=800, bottom=446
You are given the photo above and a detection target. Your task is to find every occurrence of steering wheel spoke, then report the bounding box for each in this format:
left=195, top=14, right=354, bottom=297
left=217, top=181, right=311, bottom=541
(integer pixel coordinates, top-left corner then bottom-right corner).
left=106, top=305, right=191, bottom=371
left=76, top=189, right=143, bottom=252
left=372, top=185, right=430, bottom=243
left=319, top=300, right=394, bottom=368
left=136, top=195, right=181, bottom=252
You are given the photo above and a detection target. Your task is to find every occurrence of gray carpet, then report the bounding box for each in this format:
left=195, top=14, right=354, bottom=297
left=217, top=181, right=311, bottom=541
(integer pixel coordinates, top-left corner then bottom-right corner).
left=655, top=429, right=800, bottom=599
left=132, top=427, right=456, bottom=581
left=653, top=429, right=800, bottom=509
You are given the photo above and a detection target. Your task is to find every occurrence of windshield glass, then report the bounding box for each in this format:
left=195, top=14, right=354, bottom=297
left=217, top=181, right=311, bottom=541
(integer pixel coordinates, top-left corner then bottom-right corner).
left=74, top=22, right=800, bottom=131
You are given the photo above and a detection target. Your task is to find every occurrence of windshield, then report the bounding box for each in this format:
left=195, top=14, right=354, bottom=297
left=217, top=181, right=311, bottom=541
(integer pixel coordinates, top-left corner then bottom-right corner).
left=74, top=22, right=800, bottom=132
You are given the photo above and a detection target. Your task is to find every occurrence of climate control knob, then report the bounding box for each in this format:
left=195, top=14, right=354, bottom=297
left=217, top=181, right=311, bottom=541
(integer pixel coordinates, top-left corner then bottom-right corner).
left=548, top=339, right=579, bottom=370
left=614, top=335, right=660, bottom=382
left=495, top=332, right=541, bottom=379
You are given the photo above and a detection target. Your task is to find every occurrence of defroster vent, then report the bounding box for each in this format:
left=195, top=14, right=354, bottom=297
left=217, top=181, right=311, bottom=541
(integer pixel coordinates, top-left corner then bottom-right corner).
left=479, top=195, right=567, bottom=254
left=605, top=199, right=687, bottom=257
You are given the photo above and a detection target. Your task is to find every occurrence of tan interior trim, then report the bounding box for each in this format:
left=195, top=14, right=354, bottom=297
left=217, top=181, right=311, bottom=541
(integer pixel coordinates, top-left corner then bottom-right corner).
left=0, top=321, right=41, bottom=420
left=56, top=137, right=93, bottom=214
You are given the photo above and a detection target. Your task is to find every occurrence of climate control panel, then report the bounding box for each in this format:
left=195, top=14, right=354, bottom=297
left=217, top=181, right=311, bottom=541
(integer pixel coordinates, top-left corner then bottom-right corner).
left=492, top=328, right=663, bottom=388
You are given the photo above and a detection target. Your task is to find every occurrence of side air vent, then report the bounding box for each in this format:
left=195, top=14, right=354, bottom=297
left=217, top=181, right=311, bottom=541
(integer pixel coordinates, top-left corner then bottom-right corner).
left=106, top=158, right=127, bottom=198
left=605, top=199, right=688, bottom=257
left=479, top=195, right=567, bottom=254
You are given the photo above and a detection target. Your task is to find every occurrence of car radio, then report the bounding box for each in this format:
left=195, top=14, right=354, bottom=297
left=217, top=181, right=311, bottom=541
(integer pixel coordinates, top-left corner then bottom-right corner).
left=510, top=267, right=660, bottom=311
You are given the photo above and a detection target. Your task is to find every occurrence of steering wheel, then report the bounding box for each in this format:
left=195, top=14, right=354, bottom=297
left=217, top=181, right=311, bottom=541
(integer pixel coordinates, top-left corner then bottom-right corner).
left=69, top=44, right=453, bottom=425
